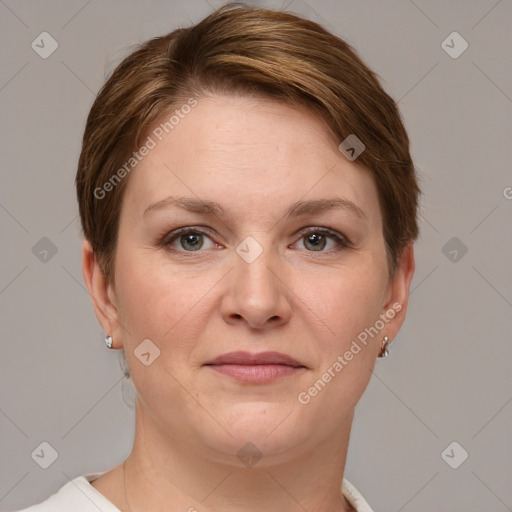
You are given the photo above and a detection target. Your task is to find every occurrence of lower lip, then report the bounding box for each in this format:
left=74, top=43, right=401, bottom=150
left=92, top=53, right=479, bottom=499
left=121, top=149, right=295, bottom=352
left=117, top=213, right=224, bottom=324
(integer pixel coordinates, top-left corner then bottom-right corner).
left=206, top=364, right=305, bottom=383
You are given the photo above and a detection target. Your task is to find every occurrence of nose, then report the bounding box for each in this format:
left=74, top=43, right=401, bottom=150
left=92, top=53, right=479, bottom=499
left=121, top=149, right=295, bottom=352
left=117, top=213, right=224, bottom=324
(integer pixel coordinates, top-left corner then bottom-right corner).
left=220, top=244, right=292, bottom=330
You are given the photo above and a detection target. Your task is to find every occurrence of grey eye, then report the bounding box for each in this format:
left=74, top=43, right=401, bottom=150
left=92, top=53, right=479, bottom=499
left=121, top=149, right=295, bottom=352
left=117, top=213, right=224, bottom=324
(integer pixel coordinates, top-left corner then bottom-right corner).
left=180, top=232, right=204, bottom=251
left=303, top=233, right=327, bottom=251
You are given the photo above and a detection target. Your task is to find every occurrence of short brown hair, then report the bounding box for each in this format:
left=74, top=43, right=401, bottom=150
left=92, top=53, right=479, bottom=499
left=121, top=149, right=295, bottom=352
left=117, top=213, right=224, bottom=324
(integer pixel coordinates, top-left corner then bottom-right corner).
left=76, top=3, right=420, bottom=281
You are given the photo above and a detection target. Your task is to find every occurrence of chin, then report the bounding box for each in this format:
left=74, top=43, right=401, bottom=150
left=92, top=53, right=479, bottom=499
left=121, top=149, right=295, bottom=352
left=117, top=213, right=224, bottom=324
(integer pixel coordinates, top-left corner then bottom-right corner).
left=193, top=403, right=312, bottom=464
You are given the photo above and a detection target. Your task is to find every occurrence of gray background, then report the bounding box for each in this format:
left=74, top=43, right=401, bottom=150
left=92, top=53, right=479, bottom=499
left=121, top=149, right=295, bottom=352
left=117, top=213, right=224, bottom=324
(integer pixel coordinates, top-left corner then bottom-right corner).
left=1, top=0, right=511, bottom=511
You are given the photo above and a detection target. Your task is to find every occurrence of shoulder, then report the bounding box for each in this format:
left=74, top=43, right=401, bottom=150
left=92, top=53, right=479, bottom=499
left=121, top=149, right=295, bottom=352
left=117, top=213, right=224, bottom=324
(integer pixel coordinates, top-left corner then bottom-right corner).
left=13, top=473, right=120, bottom=512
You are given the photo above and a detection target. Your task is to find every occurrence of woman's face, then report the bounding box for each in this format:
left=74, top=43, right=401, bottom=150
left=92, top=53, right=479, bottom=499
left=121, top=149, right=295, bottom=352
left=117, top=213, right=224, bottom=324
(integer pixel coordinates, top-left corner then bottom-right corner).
left=89, top=94, right=414, bottom=464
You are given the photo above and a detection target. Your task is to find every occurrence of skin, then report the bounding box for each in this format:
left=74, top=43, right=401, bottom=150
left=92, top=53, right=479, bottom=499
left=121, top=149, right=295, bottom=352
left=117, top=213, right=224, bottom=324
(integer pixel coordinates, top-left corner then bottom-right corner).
left=83, top=94, right=415, bottom=512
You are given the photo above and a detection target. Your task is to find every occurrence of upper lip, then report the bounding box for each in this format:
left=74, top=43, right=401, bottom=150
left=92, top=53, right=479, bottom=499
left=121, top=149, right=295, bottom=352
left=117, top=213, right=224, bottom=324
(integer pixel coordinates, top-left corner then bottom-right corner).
left=204, top=351, right=305, bottom=368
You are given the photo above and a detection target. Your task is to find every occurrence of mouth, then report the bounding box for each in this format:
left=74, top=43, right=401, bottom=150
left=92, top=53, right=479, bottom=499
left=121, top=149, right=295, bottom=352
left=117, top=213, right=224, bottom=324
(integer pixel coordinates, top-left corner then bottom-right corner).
left=203, top=351, right=307, bottom=384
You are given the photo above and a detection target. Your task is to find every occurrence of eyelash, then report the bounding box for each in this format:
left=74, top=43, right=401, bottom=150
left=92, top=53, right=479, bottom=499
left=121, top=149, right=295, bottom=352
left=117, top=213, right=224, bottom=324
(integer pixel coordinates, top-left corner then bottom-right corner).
left=158, top=225, right=351, bottom=254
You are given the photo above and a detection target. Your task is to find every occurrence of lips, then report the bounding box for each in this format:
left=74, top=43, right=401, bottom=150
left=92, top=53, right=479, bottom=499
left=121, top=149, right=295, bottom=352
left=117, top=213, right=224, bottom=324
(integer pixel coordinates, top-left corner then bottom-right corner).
left=203, top=351, right=307, bottom=384
left=204, top=351, right=305, bottom=368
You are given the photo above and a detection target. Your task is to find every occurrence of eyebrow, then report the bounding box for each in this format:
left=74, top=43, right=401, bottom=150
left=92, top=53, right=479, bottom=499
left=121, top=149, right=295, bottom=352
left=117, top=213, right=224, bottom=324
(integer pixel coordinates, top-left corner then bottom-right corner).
left=143, top=195, right=366, bottom=219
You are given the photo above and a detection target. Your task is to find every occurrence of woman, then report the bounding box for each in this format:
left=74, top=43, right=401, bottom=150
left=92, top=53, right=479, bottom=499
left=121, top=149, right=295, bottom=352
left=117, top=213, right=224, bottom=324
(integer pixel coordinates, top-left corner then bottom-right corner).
left=18, top=4, right=419, bottom=511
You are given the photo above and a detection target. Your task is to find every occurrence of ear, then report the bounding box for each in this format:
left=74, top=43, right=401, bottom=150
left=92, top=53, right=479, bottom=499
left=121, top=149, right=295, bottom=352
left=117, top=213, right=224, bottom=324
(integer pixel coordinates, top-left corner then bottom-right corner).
left=381, top=242, right=416, bottom=342
left=82, top=239, right=120, bottom=347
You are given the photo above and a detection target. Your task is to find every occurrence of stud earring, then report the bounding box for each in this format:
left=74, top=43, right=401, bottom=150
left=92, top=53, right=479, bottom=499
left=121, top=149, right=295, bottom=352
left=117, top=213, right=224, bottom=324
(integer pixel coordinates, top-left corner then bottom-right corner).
left=105, top=334, right=113, bottom=349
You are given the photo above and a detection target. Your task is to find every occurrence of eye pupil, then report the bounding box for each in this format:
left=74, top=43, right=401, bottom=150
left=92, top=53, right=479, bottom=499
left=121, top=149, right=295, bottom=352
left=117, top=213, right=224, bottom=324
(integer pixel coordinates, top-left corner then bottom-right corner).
left=304, top=233, right=326, bottom=251
left=181, top=233, right=203, bottom=251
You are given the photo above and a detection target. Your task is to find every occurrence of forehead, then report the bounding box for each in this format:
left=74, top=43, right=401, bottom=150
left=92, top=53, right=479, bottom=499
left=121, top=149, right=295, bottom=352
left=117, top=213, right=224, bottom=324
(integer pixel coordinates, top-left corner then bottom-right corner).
left=121, top=94, right=381, bottom=225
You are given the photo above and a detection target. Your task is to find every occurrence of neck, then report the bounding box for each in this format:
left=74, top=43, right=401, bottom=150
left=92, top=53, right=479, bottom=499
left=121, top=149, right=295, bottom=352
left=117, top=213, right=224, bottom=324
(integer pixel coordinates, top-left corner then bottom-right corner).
left=120, top=401, right=356, bottom=512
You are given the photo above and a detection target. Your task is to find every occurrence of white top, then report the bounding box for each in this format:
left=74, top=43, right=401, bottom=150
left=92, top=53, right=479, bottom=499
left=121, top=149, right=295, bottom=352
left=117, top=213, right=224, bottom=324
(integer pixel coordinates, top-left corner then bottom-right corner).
left=15, top=471, right=374, bottom=512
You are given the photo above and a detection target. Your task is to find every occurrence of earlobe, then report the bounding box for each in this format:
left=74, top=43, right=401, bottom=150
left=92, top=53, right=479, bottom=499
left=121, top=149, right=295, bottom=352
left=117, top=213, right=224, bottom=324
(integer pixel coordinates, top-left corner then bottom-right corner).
left=81, top=239, right=119, bottom=333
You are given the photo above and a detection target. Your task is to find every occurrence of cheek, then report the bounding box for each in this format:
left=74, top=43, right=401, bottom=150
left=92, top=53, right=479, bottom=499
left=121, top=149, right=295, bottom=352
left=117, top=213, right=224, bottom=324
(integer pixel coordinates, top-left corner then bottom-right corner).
left=312, top=270, right=387, bottom=390
left=296, top=267, right=386, bottom=384
left=299, top=265, right=386, bottom=343
left=113, top=246, right=220, bottom=352
left=112, top=243, right=174, bottom=334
